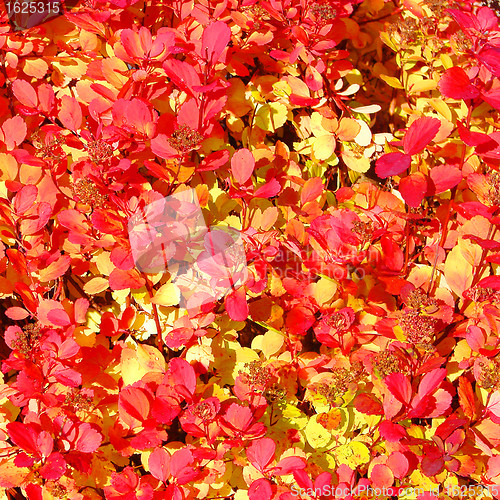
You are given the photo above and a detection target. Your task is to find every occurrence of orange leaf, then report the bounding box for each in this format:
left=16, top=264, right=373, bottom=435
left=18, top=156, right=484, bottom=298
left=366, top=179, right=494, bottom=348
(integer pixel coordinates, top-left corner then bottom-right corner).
left=301, top=177, right=324, bottom=205
left=58, top=96, right=83, bottom=132
left=458, top=376, right=476, bottom=419
left=12, top=79, right=38, bottom=108
left=1, top=116, right=27, bottom=150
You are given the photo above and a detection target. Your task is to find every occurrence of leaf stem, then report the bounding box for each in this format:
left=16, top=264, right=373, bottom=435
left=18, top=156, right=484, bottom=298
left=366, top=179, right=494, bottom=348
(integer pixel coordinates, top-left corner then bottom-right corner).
left=143, top=273, right=164, bottom=353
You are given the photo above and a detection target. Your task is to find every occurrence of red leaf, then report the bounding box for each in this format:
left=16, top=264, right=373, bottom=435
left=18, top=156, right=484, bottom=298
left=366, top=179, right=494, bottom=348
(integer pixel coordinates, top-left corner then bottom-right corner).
left=1, top=116, right=27, bottom=150
left=59, top=96, right=83, bottom=131
left=246, top=438, right=275, bottom=472
left=399, top=172, right=428, bottom=207
left=169, top=448, right=193, bottom=478
left=385, top=373, right=412, bottom=405
left=375, top=152, right=411, bottom=178
left=370, top=464, right=394, bottom=489
left=149, top=448, right=170, bottom=482
left=151, top=133, right=179, bottom=159
left=457, top=120, right=497, bottom=147
left=381, top=236, right=404, bottom=272
left=5, top=307, right=29, bottom=320
left=20, top=202, right=52, bottom=236
left=482, top=88, right=500, bottom=111
left=403, top=117, right=441, bottom=155
left=37, top=299, right=70, bottom=327
left=273, top=456, right=306, bottom=475
left=286, top=306, right=315, bottom=335
left=249, top=478, right=273, bottom=500
left=353, top=393, right=383, bottom=415
left=438, top=67, right=480, bottom=100
left=47, top=309, right=71, bottom=327
left=167, top=358, right=197, bottom=396
left=202, top=21, right=231, bottom=65
left=301, top=177, right=324, bottom=204
left=478, top=45, right=500, bottom=78
left=39, top=452, right=66, bottom=480
left=254, top=178, right=281, bottom=198
left=225, top=286, right=248, bottom=321
left=429, top=164, right=462, bottom=194
left=305, top=65, right=323, bottom=91
left=466, top=325, right=486, bottom=352
left=379, top=420, right=407, bottom=442
left=91, top=210, right=123, bottom=235
left=387, top=451, right=410, bottom=479
left=231, top=148, right=255, bottom=184
left=163, top=59, right=201, bottom=97
left=198, top=149, right=229, bottom=171
left=6, top=423, right=38, bottom=455
left=479, top=275, right=500, bottom=290
left=12, top=79, right=38, bottom=108
left=120, top=28, right=144, bottom=60
left=109, top=268, right=146, bottom=290
left=119, top=387, right=152, bottom=423
left=110, top=247, right=134, bottom=271
left=13, top=185, right=37, bottom=215
left=418, top=368, right=446, bottom=398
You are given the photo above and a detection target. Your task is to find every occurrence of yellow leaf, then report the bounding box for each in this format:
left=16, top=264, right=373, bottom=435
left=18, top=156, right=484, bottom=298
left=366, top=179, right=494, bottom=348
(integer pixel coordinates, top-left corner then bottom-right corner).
left=255, top=102, right=288, bottom=132
left=136, top=344, right=165, bottom=373
left=337, top=118, right=361, bottom=141
left=0, top=153, right=18, bottom=181
left=236, top=347, right=260, bottom=364
left=304, top=414, right=333, bottom=449
left=409, top=79, right=437, bottom=94
left=121, top=346, right=149, bottom=386
left=341, top=150, right=370, bottom=173
left=102, top=57, right=129, bottom=88
left=150, top=282, right=180, bottom=306
left=23, top=58, right=49, bottom=78
left=226, top=78, right=253, bottom=117
left=379, top=74, right=404, bottom=89
left=312, top=135, right=336, bottom=161
left=444, top=245, right=474, bottom=298
left=314, top=278, right=337, bottom=306
left=261, top=330, right=284, bottom=358
left=84, top=277, right=109, bottom=295
left=354, top=119, right=372, bottom=147
left=335, top=441, right=370, bottom=468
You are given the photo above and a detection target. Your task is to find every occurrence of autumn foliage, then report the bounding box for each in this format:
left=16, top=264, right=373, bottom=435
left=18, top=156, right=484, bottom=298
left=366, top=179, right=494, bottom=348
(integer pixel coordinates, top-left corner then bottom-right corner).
left=3, top=0, right=500, bottom=498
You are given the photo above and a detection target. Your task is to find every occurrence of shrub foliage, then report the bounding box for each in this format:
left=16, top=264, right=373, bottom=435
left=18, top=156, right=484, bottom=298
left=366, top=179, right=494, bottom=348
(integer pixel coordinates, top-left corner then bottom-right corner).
left=2, top=0, right=500, bottom=498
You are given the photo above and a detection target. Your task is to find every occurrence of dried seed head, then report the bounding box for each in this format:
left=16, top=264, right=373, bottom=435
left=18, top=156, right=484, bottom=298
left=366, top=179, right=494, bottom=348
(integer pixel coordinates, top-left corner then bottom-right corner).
left=86, top=139, right=114, bottom=163
left=478, top=359, right=500, bottom=391
left=243, top=360, right=272, bottom=387
left=310, top=3, right=337, bottom=21
left=388, top=17, right=422, bottom=45
left=168, top=124, right=203, bottom=153
left=315, top=364, right=364, bottom=405
left=487, top=171, right=500, bottom=206
left=191, top=401, right=215, bottom=421
left=372, top=351, right=402, bottom=378
left=351, top=220, right=373, bottom=246
left=50, top=483, right=67, bottom=499
left=264, top=384, right=286, bottom=404
left=73, top=178, right=108, bottom=208
left=399, top=309, right=437, bottom=344
left=464, top=284, right=500, bottom=303
left=405, top=288, right=437, bottom=310
left=11, top=323, right=41, bottom=356
left=64, top=390, right=93, bottom=412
